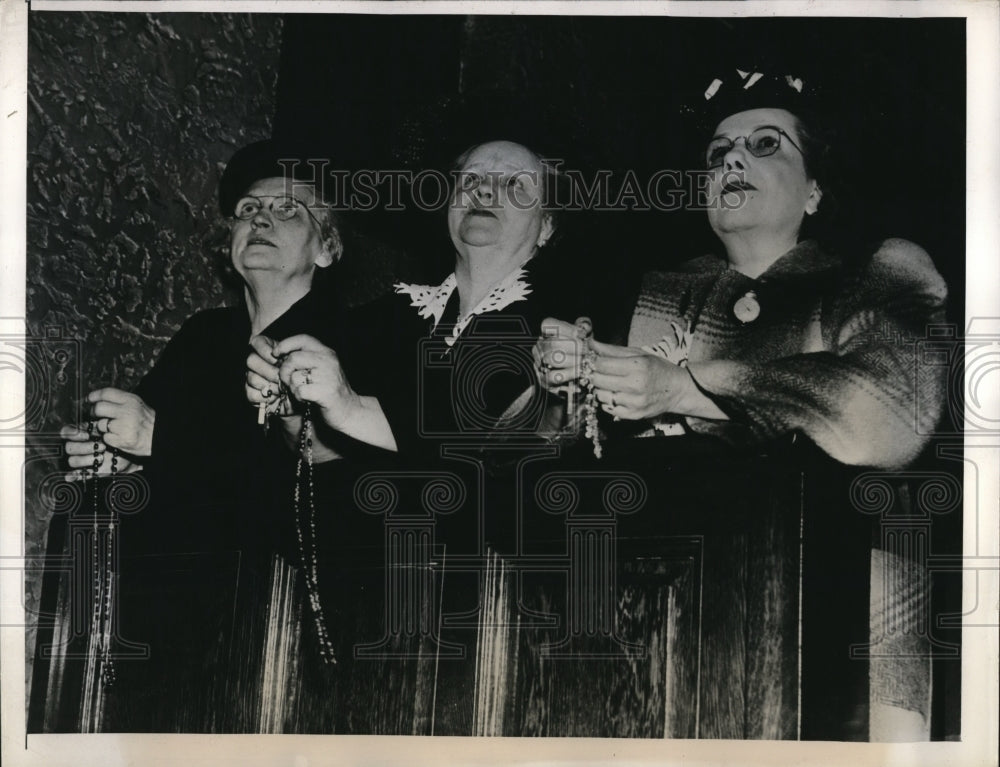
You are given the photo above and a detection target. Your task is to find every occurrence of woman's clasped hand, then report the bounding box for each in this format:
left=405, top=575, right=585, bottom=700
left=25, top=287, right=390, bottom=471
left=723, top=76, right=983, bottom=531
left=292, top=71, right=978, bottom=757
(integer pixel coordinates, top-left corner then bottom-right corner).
left=533, top=318, right=726, bottom=423
left=246, top=334, right=360, bottom=429
left=246, top=333, right=398, bottom=453
left=59, top=387, right=152, bottom=480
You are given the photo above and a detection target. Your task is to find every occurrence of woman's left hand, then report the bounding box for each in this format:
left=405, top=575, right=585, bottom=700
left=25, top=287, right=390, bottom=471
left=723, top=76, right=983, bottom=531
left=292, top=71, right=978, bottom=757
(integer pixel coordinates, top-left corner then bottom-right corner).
left=86, top=388, right=156, bottom=456
left=588, top=340, right=708, bottom=421
left=272, top=334, right=361, bottom=432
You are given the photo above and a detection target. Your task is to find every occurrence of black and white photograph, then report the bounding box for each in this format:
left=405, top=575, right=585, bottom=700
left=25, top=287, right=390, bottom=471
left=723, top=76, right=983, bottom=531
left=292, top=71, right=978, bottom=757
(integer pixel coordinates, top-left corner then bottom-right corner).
left=1, top=1, right=997, bottom=765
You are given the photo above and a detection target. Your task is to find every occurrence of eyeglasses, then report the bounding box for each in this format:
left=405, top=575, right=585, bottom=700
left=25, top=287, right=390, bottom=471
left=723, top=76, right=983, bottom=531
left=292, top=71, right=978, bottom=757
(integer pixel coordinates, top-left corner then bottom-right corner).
left=705, top=126, right=804, bottom=169
left=233, top=195, right=324, bottom=227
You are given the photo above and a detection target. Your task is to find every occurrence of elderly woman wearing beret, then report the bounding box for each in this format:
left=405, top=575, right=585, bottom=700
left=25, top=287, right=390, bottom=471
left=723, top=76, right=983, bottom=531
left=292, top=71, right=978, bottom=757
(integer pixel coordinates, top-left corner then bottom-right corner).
left=52, top=141, right=357, bottom=732
left=61, top=141, right=345, bottom=547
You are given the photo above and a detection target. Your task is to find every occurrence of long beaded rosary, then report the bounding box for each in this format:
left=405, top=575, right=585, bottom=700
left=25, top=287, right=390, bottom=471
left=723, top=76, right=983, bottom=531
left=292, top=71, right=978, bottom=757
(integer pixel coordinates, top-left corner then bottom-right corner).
left=87, top=420, right=118, bottom=689
left=569, top=318, right=603, bottom=459
left=579, top=347, right=602, bottom=459
left=293, top=404, right=337, bottom=665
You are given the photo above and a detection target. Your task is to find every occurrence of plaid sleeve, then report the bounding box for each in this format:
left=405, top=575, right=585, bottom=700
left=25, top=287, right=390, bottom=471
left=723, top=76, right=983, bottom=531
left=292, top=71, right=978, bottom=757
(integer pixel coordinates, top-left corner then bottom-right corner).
left=686, top=240, right=948, bottom=469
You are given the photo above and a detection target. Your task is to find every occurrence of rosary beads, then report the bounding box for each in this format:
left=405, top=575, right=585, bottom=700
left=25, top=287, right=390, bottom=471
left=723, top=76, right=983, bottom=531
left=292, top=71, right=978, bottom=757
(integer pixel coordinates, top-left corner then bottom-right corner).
left=88, top=421, right=118, bottom=689
left=294, top=405, right=337, bottom=665
left=259, top=387, right=290, bottom=434
left=571, top=318, right=603, bottom=460
left=579, top=349, right=603, bottom=459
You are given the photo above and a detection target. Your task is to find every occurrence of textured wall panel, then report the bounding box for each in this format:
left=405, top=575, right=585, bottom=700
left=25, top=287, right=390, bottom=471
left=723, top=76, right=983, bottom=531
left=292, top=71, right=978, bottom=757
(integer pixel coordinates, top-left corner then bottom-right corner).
left=24, top=11, right=284, bottom=699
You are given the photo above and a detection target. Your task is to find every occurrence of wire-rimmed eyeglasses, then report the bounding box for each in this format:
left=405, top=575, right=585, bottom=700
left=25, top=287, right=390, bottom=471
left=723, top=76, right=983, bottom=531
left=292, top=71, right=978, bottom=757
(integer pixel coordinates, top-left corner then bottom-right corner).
left=233, top=195, right=325, bottom=228
left=706, top=126, right=804, bottom=169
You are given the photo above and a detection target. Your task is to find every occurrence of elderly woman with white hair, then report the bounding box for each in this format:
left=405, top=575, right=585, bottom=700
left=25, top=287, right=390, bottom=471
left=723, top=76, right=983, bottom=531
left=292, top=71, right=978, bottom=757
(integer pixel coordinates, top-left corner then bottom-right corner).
left=62, top=139, right=346, bottom=546
left=52, top=140, right=351, bottom=731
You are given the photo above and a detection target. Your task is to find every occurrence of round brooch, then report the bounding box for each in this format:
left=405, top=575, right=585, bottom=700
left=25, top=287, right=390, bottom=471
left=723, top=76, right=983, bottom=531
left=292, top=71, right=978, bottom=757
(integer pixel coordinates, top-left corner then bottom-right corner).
left=733, top=290, right=761, bottom=324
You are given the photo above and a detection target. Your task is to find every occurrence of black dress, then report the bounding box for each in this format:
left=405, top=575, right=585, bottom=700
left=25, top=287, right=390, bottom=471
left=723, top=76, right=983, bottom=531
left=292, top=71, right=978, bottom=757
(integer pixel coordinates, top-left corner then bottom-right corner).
left=107, top=290, right=345, bottom=731
left=338, top=262, right=581, bottom=593
left=343, top=255, right=587, bottom=455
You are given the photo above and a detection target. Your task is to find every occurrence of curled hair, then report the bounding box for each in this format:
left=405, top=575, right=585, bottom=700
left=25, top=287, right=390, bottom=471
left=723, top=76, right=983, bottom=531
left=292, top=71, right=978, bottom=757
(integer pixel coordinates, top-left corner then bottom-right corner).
left=313, top=198, right=345, bottom=263
left=788, top=109, right=841, bottom=245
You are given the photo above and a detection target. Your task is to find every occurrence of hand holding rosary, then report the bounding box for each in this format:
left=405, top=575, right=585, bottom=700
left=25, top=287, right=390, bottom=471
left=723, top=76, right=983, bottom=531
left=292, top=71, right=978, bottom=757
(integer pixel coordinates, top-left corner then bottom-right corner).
left=257, top=382, right=292, bottom=433
left=256, top=348, right=316, bottom=434
left=537, top=317, right=604, bottom=459
left=574, top=318, right=603, bottom=459
left=248, top=334, right=296, bottom=432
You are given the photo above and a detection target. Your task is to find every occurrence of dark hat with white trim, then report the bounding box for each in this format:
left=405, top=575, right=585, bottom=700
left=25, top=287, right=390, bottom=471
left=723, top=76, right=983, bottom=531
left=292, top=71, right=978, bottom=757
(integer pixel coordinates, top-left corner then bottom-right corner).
left=684, top=68, right=823, bottom=134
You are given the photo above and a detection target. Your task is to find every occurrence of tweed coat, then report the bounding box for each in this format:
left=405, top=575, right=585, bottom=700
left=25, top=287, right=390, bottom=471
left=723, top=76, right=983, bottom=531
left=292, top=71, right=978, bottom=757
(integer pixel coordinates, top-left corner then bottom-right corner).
left=627, top=238, right=948, bottom=469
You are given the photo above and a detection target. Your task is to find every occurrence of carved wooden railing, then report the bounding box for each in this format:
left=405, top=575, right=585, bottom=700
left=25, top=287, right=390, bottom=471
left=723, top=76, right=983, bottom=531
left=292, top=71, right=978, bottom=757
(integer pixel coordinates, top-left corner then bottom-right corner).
left=28, top=443, right=959, bottom=738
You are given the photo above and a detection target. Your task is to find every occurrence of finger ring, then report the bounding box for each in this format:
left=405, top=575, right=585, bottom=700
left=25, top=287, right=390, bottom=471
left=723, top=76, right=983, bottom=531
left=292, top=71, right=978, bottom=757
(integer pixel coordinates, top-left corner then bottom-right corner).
left=101, top=417, right=111, bottom=433
left=262, top=387, right=273, bottom=398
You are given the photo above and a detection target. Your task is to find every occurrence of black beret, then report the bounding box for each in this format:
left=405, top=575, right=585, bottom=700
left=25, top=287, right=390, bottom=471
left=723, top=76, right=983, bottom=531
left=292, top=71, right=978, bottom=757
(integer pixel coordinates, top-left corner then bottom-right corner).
left=218, top=139, right=331, bottom=217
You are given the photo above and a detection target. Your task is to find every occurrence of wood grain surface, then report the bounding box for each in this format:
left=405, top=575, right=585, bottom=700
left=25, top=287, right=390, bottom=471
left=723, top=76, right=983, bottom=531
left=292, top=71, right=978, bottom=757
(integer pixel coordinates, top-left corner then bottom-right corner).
left=32, top=455, right=815, bottom=737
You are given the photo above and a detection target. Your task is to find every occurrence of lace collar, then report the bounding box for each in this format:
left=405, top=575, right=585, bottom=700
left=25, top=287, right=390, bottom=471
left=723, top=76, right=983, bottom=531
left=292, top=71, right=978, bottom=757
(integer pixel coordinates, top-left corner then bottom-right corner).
left=394, top=267, right=533, bottom=346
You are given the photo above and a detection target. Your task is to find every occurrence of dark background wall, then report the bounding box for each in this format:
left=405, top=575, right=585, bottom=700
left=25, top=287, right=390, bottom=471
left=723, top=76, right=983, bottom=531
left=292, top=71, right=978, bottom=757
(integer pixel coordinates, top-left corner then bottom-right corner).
left=276, top=15, right=966, bottom=308
left=24, top=12, right=966, bottom=703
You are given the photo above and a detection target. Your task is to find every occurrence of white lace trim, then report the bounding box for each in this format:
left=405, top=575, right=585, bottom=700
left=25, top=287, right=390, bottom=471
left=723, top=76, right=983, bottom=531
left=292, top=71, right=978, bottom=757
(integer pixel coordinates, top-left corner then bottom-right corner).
left=393, top=273, right=457, bottom=328
left=394, top=267, right=533, bottom=346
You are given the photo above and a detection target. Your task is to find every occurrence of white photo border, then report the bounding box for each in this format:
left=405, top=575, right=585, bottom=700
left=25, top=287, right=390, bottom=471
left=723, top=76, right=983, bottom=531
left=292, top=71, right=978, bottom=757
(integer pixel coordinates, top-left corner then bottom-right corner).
left=2, top=2, right=997, bottom=766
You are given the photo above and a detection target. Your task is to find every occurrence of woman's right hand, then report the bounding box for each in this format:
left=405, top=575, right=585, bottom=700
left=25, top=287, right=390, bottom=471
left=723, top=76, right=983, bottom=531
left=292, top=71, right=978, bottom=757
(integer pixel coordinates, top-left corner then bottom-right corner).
left=246, top=335, right=294, bottom=416
left=533, top=316, right=593, bottom=393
